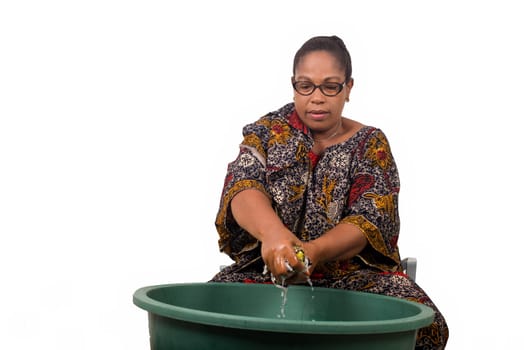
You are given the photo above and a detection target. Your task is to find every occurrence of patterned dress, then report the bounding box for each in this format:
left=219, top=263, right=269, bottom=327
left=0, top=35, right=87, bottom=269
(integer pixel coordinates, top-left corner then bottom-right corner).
left=211, top=103, right=448, bottom=349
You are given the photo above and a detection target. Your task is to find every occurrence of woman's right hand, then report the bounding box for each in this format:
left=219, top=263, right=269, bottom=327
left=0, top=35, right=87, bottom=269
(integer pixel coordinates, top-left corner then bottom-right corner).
left=260, top=229, right=306, bottom=283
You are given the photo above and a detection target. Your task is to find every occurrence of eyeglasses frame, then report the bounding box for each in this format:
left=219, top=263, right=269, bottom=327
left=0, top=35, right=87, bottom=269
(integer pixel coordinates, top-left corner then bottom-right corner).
left=292, top=79, right=346, bottom=97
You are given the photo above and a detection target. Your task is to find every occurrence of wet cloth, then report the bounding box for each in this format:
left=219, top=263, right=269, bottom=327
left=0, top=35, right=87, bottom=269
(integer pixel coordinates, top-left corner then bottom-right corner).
left=211, top=102, right=448, bottom=349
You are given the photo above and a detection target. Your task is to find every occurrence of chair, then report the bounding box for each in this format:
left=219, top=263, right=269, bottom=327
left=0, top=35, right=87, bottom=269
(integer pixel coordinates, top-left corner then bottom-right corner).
left=401, top=257, right=417, bottom=281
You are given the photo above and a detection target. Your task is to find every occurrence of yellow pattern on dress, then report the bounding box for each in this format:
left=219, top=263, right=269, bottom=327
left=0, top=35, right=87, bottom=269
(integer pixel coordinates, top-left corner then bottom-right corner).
left=341, top=215, right=400, bottom=265
left=316, top=176, right=336, bottom=212
left=364, top=132, right=392, bottom=169
left=268, top=119, right=292, bottom=147
left=289, top=184, right=305, bottom=202
left=243, top=133, right=266, bottom=159
left=362, top=192, right=397, bottom=222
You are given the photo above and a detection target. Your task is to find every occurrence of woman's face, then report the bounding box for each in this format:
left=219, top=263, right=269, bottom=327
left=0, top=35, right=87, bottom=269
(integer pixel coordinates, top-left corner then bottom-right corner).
left=293, top=50, right=353, bottom=134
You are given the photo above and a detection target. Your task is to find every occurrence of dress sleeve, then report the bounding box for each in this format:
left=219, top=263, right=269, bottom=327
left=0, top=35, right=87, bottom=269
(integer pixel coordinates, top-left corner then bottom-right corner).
left=215, top=119, right=270, bottom=262
left=340, top=128, right=401, bottom=270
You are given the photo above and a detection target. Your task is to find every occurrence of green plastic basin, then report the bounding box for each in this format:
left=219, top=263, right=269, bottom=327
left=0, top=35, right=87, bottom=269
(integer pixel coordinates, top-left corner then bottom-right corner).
left=133, top=282, right=434, bottom=350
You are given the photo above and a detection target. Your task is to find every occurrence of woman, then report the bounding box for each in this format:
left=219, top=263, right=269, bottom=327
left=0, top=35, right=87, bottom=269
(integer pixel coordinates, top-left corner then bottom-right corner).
left=211, top=35, right=448, bottom=349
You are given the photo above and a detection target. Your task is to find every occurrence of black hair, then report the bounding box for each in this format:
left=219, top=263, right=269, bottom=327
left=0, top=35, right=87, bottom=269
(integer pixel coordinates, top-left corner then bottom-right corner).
left=293, top=35, right=352, bottom=83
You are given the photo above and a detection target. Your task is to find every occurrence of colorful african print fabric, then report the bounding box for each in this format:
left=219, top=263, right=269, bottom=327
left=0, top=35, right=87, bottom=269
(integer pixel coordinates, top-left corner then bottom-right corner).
left=211, top=103, right=448, bottom=349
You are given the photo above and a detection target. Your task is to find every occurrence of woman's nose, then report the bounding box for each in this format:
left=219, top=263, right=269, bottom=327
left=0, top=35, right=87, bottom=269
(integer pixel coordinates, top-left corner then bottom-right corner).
left=310, top=87, right=326, bottom=103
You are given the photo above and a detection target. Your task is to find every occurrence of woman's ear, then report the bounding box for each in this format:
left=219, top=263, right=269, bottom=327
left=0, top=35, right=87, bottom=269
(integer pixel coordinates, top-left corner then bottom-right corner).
left=347, top=78, right=354, bottom=90
left=345, top=78, right=354, bottom=101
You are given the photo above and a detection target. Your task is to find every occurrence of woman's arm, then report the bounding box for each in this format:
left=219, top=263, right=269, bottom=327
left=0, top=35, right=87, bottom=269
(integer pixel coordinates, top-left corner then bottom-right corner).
left=231, top=189, right=367, bottom=279
left=230, top=189, right=305, bottom=278
left=303, top=223, right=368, bottom=268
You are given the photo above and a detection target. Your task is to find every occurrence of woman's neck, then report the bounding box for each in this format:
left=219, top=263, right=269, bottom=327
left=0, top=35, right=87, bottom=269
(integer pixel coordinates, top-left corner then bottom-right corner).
left=312, top=118, right=343, bottom=142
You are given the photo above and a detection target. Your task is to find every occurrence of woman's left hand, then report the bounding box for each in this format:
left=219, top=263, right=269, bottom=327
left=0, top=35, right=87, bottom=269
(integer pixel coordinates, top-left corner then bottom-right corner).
left=281, top=242, right=319, bottom=285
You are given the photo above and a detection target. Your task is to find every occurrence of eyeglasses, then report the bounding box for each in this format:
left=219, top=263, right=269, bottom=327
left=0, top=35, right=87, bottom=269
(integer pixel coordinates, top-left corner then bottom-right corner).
left=292, top=80, right=346, bottom=97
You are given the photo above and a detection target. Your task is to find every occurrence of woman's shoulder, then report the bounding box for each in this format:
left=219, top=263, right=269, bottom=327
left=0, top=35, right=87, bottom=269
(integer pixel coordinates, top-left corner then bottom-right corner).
left=241, top=103, right=295, bottom=138
left=340, top=119, right=374, bottom=142
left=243, top=103, right=294, bottom=129
left=349, top=124, right=397, bottom=160
left=346, top=121, right=390, bottom=142
left=334, top=121, right=395, bottom=155
left=269, top=102, right=295, bottom=118
left=258, top=102, right=295, bottom=123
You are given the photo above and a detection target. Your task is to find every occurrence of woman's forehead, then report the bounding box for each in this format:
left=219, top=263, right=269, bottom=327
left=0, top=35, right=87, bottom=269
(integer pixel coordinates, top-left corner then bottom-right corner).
left=294, top=51, right=345, bottom=78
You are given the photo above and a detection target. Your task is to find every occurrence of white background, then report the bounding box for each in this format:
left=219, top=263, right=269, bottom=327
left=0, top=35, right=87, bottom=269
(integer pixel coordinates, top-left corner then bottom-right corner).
left=1, top=1, right=522, bottom=349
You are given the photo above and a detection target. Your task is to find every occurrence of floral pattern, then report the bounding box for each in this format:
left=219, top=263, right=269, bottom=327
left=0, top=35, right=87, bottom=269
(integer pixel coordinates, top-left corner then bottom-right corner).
left=215, top=103, right=401, bottom=273
left=212, top=103, right=448, bottom=349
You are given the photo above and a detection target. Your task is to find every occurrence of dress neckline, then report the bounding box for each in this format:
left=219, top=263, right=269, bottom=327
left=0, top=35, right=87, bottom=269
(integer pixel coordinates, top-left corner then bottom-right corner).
left=310, top=125, right=371, bottom=155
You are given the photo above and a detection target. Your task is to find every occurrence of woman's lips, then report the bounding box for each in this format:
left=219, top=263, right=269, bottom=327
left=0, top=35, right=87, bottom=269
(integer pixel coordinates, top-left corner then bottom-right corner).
left=308, top=110, right=329, bottom=120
